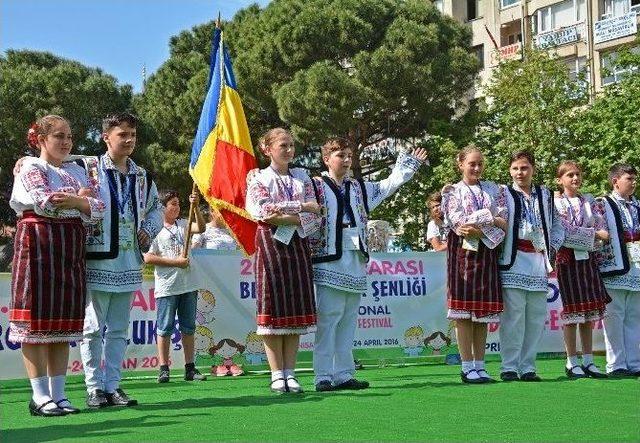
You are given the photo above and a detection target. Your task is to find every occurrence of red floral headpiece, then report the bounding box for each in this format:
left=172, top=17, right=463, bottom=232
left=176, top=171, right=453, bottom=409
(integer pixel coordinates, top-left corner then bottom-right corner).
left=27, top=122, right=39, bottom=150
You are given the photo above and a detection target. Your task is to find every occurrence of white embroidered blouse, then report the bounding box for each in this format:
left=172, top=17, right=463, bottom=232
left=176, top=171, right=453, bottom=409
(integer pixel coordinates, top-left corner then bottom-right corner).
left=10, top=157, right=105, bottom=223
left=442, top=180, right=507, bottom=249
left=245, top=167, right=321, bottom=239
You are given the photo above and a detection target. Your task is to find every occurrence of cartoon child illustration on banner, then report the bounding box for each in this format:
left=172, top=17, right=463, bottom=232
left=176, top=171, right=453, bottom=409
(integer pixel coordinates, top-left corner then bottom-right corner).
left=210, top=339, right=245, bottom=376
left=194, top=325, right=215, bottom=368
left=243, top=332, right=267, bottom=366
left=196, top=289, right=216, bottom=325
left=403, top=326, right=425, bottom=357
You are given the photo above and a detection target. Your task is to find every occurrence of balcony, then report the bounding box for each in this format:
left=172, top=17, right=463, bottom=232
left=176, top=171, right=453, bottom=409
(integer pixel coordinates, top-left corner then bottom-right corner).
left=489, top=42, right=523, bottom=66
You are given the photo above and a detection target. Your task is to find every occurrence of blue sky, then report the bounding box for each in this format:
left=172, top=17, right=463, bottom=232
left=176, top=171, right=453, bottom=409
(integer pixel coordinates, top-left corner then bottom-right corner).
left=1, top=0, right=269, bottom=92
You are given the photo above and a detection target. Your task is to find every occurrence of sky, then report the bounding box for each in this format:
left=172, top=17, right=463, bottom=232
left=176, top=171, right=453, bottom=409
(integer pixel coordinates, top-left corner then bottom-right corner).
left=1, top=0, right=269, bottom=92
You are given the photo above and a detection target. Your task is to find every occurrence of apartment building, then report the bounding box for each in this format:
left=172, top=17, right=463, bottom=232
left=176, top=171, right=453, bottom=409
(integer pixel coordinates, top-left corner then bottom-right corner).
left=434, top=0, right=639, bottom=97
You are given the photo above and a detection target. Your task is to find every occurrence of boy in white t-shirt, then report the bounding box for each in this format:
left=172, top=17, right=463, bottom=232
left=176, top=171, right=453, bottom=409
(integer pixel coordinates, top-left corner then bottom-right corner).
left=144, top=190, right=206, bottom=383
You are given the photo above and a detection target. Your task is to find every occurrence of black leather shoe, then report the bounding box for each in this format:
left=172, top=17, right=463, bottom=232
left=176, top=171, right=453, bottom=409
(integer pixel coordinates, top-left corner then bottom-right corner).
left=520, top=372, right=542, bottom=382
left=105, top=388, right=138, bottom=406
left=86, top=389, right=108, bottom=408
left=335, top=378, right=370, bottom=390
left=29, top=399, right=66, bottom=417
left=55, top=398, right=81, bottom=414
left=565, top=365, right=586, bottom=379
left=500, top=371, right=519, bottom=382
left=315, top=380, right=335, bottom=392
left=608, top=368, right=631, bottom=378
left=582, top=363, right=607, bottom=379
left=460, top=370, right=484, bottom=384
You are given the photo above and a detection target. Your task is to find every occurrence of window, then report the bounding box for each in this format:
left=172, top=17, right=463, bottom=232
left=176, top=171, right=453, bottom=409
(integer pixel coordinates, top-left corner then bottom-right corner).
left=501, top=0, right=519, bottom=8
left=602, top=0, right=638, bottom=18
left=564, top=56, right=589, bottom=82
left=535, top=0, right=586, bottom=34
left=601, top=47, right=640, bottom=86
left=472, top=45, right=485, bottom=69
left=467, top=0, right=478, bottom=20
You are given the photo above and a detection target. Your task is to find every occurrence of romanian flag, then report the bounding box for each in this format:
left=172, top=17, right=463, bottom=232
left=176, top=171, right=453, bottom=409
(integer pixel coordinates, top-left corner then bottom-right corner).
left=189, top=27, right=258, bottom=255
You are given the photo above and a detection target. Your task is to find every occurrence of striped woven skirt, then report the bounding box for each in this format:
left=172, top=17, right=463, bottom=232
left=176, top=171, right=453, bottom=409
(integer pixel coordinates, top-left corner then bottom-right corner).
left=254, top=225, right=316, bottom=335
left=555, top=247, right=611, bottom=324
left=446, top=231, right=503, bottom=321
left=9, top=212, right=87, bottom=344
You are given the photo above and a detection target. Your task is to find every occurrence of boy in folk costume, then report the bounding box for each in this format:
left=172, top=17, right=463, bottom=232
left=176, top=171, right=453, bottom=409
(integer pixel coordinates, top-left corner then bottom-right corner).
left=498, top=151, right=565, bottom=382
left=76, top=113, right=163, bottom=407
left=595, top=164, right=640, bottom=377
left=308, top=137, right=427, bottom=392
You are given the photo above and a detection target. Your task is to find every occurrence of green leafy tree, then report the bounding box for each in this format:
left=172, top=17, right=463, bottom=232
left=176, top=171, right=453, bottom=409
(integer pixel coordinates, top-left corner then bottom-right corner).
left=0, top=50, right=132, bottom=225
left=136, top=0, right=480, bottom=244
left=571, top=45, right=640, bottom=196
left=477, top=49, right=588, bottom=187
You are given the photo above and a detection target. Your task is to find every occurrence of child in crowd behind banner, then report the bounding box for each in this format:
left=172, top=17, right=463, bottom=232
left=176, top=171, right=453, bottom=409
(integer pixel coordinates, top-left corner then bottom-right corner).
left=245, top=127, right=323, bottom=394
left=595, top=163, right=640, bottom=377
left=144, top=189, right=206, bottom=384
left=426, top=191, right=449, bottom=252
left=554, top=161, right=610, bottom=378
left=498, top=151, right=564, bottom=382
left=308, top=137, right=427, bottom=392
left=193, top=205, right=238, bottom=250
left=442, top=144, right=508, bottom=384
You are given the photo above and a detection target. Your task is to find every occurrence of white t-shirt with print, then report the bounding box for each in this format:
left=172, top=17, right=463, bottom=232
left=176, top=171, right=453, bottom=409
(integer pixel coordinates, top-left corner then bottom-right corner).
left=149, top=219, right=199, bottom=298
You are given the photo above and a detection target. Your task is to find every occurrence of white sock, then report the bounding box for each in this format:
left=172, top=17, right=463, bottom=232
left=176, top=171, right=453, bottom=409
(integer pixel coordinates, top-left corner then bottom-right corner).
left=49, top=375, right=70, bottom=407
left=566, top=355, right=579, bottom=369
left=283, top=368, right=295, bottom=379
left=582, top=353, right=594, bottom=366
left=30, top=376, right=54, bottom=410
left=461, top=361, right=474, bottom=373
left=473, top=360, right=485, bottom=371
left=271, top=370, right=285, bottom=390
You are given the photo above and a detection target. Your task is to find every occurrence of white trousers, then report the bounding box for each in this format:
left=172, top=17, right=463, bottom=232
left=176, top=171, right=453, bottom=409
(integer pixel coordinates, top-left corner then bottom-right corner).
left=80, top=290, right=134, bottom=393
left=499, top=288, right=547, bottom=374
left=603, top=288, right=640, bottom=373
left=313, top=284, right=361, bottom=385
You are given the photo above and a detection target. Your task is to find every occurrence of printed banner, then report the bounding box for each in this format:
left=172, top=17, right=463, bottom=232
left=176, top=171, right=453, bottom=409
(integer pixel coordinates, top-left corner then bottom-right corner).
left=0, top=251, right=605, bottom=380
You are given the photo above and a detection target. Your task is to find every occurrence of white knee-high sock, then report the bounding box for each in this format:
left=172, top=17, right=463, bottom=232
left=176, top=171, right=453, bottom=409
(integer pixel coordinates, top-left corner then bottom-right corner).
left=49, top=375, right=70, bottom=406
left=30, top=376, right=54, bottom=409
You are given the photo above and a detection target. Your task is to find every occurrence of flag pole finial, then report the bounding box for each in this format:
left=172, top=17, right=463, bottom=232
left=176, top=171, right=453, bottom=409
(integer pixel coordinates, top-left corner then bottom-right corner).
left=215, top=11, right=221, bottom=29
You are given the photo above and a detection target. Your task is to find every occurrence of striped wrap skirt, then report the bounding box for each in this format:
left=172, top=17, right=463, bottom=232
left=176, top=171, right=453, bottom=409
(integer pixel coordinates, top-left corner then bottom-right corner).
left=9, top=212, right=87, bottom=343
left=254, top=224, right=316, bottom=335
left=555, top=247, right=611, bottom=324
left=446, top=231, right=503, bottom=321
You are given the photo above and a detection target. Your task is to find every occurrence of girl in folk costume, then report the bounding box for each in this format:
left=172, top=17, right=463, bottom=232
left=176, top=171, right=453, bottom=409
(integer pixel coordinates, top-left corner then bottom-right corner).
left=10, top=116, right=105, bottom=416
left=442, top=145, right=508, bottom=384
left=554, top=161, right=610, bottom=379
left=498, top=151, right=565, bottom=382
left=595, top=164, right=640, bottom=377
left=245, top=128, right=323, bottom=393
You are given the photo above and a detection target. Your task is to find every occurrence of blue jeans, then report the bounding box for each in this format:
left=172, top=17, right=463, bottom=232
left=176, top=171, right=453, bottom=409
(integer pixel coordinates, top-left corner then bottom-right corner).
left=156, top=291, right=198, bottom=337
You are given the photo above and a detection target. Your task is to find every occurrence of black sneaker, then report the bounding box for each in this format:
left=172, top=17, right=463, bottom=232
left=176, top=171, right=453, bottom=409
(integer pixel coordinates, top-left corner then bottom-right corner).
left=158, top=369, right=170, bottom=383
left=520, top=372, right=542, bottom=382
left=500, top=371, right=519, bottom=382
left=335, top=378, right=369, bottom=390
left=608, top=368, right=631, bottom=378
left=105, top=388, right=138, bottom=407
left=315, top=380, right=335, bottom=392
left=185, top=367, right=207, bottom=381
left=86, top=389, right=108, bottom=408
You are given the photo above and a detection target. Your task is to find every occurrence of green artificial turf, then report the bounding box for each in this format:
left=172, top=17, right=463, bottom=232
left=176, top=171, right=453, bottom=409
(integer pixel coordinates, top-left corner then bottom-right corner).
left=1, top=358, right=638, bottom=443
